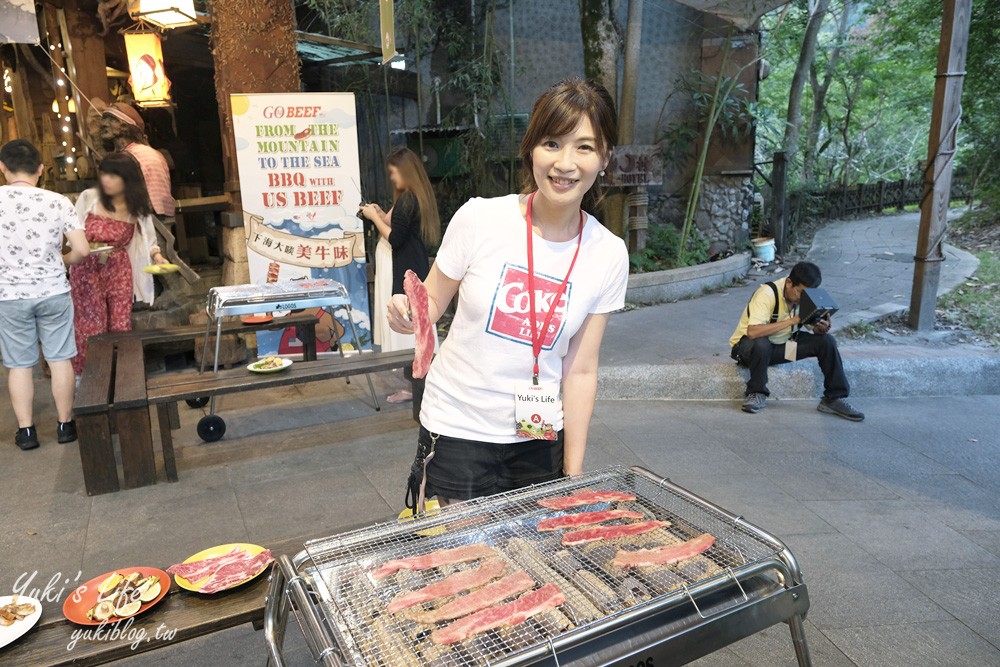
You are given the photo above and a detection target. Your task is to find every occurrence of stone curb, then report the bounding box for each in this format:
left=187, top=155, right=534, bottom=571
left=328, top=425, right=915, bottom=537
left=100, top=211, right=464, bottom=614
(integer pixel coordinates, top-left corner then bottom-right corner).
left=598, top=354, right=1000, bottom=400
left=626, top=252, right=750, bottom=305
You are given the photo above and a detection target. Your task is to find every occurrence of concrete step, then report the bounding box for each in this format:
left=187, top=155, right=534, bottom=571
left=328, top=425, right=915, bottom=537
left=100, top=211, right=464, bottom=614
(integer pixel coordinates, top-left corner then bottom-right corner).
left=598, top=345, right=1000, bottom=400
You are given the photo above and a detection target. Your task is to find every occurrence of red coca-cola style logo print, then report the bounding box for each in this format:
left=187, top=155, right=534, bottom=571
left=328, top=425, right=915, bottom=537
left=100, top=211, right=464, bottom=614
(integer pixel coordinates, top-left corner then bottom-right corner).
left=485, top=263, right=571, bottom=348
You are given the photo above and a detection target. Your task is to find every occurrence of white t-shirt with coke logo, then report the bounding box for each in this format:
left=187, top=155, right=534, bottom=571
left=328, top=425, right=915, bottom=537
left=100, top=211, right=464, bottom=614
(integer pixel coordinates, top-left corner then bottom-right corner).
left=420, top=194, right=629, bottom=443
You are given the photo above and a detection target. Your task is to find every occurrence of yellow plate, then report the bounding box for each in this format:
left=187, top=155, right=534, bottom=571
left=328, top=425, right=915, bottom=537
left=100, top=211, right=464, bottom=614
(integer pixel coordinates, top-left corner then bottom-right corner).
left=397, top=499, right=446, bottom=536
left=173, top=543, right=269, bottom=593
left=142, top=263, right=179, bottom=275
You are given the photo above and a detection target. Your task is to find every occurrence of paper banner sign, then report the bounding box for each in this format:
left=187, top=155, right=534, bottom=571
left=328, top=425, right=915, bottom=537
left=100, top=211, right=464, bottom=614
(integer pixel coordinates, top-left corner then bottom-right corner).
left=244, top=213, right=365, bottom=269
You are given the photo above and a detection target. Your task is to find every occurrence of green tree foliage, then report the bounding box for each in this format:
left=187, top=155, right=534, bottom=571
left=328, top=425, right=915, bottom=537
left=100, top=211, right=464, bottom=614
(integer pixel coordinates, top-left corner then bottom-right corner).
left=759, top=0, right=997, bottom=209
left=759, top=0, right=935, bottom=189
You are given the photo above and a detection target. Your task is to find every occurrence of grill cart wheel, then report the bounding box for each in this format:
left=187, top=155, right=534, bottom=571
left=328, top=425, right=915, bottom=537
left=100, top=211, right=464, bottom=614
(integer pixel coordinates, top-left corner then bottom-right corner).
left=197, top=415, right=226, bottom=442
left=186, top=396, right=210, bottom=409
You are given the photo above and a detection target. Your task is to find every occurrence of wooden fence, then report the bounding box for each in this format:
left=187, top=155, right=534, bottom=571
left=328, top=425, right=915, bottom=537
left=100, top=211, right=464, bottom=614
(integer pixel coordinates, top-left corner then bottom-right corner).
left=785, top=177, right=972, bottom=237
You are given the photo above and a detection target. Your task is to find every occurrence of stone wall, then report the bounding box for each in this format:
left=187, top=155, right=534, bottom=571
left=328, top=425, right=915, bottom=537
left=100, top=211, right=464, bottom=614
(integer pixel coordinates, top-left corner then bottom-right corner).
left=695, top=175, right=753, bottom=251
left=645, top=175, right=754, bottom=253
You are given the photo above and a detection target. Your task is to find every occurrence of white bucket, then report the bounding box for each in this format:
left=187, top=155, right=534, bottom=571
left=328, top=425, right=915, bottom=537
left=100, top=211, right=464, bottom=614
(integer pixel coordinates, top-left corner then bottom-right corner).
left=751, top=237, right=776, bottom=262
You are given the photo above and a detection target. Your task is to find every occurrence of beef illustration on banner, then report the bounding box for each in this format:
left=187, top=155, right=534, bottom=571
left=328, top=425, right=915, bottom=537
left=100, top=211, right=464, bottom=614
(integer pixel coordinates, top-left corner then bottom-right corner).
left=230, top=92, right=371, bottom=355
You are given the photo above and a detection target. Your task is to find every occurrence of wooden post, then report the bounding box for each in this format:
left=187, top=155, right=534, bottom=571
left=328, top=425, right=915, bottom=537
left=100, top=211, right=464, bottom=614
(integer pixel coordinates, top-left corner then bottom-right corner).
left=770, top=151, right=787, bottom=251
left=59, top=0, right=109, bottom=152
left=210, top=0, right=301, bottom=286
left=605, top=0, right=644, bottom=240
left=11, top=50, right=39, bottom=146
left=42, top=5, right=78, bottom=181
left=909, top=0, right=971, bottom=331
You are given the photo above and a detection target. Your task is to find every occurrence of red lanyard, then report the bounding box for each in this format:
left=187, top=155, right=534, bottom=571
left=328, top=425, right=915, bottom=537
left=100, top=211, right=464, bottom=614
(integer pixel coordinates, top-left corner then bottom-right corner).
left=525, top=191, right=584, bottom=385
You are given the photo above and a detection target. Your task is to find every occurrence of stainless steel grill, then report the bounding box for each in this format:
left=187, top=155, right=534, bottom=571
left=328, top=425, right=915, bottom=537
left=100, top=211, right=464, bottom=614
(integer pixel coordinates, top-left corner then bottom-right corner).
left=193, top=279, right=380, bottom=435
left=263, top=466, right=812, bottom=667
left=205, top=279, right=352, bottom=319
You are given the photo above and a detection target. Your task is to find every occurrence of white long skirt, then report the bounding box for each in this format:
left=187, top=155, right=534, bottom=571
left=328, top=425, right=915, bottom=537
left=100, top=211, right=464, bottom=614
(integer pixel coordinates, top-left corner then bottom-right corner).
left=373, top=236, right=417, bottom=352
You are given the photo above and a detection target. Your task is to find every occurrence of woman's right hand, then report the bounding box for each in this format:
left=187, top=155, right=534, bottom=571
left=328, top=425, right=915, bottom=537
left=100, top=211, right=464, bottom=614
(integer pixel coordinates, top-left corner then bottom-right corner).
left=387, top=294, right=414, bottom=334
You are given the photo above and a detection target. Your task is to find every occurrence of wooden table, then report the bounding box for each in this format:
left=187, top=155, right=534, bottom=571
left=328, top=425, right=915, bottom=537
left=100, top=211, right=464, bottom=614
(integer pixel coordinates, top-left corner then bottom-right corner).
left=0, top=523, right=373, bottom=666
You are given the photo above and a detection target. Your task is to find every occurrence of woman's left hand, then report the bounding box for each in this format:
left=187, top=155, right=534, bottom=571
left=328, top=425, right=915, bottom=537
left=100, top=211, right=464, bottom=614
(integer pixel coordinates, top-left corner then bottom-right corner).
left=153, top=252, right=169, bottom=265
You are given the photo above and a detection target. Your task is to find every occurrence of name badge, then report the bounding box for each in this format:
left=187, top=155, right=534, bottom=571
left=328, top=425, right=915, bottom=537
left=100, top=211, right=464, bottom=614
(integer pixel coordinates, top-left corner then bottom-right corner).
left=784, top=340, right=798, bottom=362
left=514, top=382, right=561, bottom=440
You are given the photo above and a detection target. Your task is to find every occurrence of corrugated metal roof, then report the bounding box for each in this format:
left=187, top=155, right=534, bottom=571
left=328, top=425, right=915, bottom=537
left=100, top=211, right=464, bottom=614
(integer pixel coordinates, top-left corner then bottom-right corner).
left=296, top=31, right=383, bottom=67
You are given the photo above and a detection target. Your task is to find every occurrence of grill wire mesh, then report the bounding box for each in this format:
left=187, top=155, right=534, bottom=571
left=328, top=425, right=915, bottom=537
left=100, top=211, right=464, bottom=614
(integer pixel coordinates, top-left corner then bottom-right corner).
left=302, top=466, right=785, bottom=667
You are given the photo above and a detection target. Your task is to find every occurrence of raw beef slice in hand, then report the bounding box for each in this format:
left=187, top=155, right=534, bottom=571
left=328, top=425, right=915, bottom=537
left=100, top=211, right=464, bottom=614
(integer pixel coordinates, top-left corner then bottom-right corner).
left=403, top=270, right=435, bottom=378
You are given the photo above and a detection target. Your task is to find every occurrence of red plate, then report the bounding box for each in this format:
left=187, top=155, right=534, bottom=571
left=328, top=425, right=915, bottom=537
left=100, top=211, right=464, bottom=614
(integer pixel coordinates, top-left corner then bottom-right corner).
left=63, top=567, right=170, bottom=626
left=241, top=315, right=273, bottom=325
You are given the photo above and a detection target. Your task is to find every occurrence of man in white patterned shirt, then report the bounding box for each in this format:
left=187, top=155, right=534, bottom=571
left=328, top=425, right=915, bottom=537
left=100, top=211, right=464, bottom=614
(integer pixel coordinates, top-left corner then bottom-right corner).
left=0, top=140, right=90, bottom=449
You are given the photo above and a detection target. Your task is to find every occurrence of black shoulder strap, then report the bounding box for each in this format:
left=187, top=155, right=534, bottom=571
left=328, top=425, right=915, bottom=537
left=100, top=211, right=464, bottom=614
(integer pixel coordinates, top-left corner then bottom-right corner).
left=746, top=281, right=781, bottom=323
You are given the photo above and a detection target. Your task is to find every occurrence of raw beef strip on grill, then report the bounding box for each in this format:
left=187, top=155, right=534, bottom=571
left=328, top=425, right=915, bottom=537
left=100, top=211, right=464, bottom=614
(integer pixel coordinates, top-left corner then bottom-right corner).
left=430, top=583, right=566, bottom=645
left=536, top=509, right=644, bottom=532
left=372, top=543, right=497, bottom=579
left=537, top=490, right=637, bottom=510
left=410, top=571, right=536, bottom=624
left=387, top=559, right=507, bottom=613
left=612, top=534, right=716, bottom=568
left=199, top=550, right=274, bottom=593
left=562, top=520, right=670, bottom=546
left=404, top=270, right=435, bottom=378
left=166, top=547, right=247, bottom=582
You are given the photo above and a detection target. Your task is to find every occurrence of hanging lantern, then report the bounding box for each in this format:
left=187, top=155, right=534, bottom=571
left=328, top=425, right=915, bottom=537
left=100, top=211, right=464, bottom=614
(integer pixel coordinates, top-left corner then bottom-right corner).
left=124, top=30, right=172, bottom=108
left=127, top=0, right=197, bottom=29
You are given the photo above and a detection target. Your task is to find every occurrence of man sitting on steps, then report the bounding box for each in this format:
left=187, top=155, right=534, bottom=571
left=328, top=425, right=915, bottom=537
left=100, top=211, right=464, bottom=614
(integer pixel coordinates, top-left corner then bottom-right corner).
left=729, top=261, right=864, bottom=421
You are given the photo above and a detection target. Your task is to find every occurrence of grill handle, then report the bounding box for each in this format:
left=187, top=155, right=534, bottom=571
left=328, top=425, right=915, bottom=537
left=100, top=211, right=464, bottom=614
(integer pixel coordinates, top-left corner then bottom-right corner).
left=682, top=567, right=749, bottom=620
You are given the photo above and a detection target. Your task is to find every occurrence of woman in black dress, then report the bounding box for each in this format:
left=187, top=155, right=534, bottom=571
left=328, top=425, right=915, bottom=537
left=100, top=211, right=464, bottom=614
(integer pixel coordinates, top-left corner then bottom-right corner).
left=361, top=146, right=441, bottom=402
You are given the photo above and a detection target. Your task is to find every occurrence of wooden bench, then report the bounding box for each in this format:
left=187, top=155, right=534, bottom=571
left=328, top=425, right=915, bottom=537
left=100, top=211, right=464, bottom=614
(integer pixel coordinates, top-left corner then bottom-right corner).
left=74, top=338, right=120, bottom=495
left=148, top=350, right=416, bottom=481
left=73, top=315, right=321, bottom=495
left=0, top=522, right=374, bottom=666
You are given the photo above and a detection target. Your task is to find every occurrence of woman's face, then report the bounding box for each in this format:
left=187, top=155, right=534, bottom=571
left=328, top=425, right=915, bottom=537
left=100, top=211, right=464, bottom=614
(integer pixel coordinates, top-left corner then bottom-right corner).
left=388, top=164, right=404, bottom=191
left=99, top=172, right=126, bottom=198
left=530, top=116, right=608, bottom=208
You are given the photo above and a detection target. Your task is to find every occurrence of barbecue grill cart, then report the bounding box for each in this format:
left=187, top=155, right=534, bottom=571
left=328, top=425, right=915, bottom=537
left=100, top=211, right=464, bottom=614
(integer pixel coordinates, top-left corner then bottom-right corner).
left=263, top=466, right=812, bottom=667
left=193, top=279, right=379, bottom=442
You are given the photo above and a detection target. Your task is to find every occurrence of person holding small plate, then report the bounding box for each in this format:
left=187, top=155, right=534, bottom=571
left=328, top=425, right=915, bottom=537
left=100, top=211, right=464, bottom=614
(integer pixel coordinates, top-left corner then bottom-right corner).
left=70, top=152, right=167, bottom=378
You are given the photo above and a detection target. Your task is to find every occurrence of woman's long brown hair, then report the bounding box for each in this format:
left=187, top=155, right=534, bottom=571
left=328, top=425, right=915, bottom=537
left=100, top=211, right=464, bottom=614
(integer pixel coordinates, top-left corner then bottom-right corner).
left=98, top=151, right=154, bottom=218
left=387, top=147, right=441, bottom=247
left=519, top=79, right=618, bottom=215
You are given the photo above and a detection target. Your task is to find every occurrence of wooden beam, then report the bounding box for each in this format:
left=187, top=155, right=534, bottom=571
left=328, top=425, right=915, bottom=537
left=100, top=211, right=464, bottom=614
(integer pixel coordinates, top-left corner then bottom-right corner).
left=59, top=0, right=110, bottom=151
left=908, top=0, right=972, bottom=330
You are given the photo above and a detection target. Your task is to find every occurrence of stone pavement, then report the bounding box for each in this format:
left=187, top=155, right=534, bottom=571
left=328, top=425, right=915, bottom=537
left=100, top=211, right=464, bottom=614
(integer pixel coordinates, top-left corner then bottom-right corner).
left=601, top=211, right=980, bottom=367
left=598, top=211, right=1000, bottom=400
left=1, top=376, right=999, bottom=666
left=0, top=212, right=997, bottom=665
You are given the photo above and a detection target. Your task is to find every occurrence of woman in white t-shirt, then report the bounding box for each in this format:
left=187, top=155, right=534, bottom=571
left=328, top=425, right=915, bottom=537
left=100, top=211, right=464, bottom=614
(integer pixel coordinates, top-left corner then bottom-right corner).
left=388, top=79, right=629, bottom=505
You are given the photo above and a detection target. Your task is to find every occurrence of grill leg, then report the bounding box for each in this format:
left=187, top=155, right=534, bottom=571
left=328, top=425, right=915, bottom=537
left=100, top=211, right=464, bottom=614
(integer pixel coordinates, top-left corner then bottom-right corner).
left=199, top=315, right=213, bottom=373
left=788, top=614, right=813, bottom=667
left=210, top=318, right=223, bottom=415
left=331, top=307, right=350, bottom=384
left=345, top=305, right=380, bottom=412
